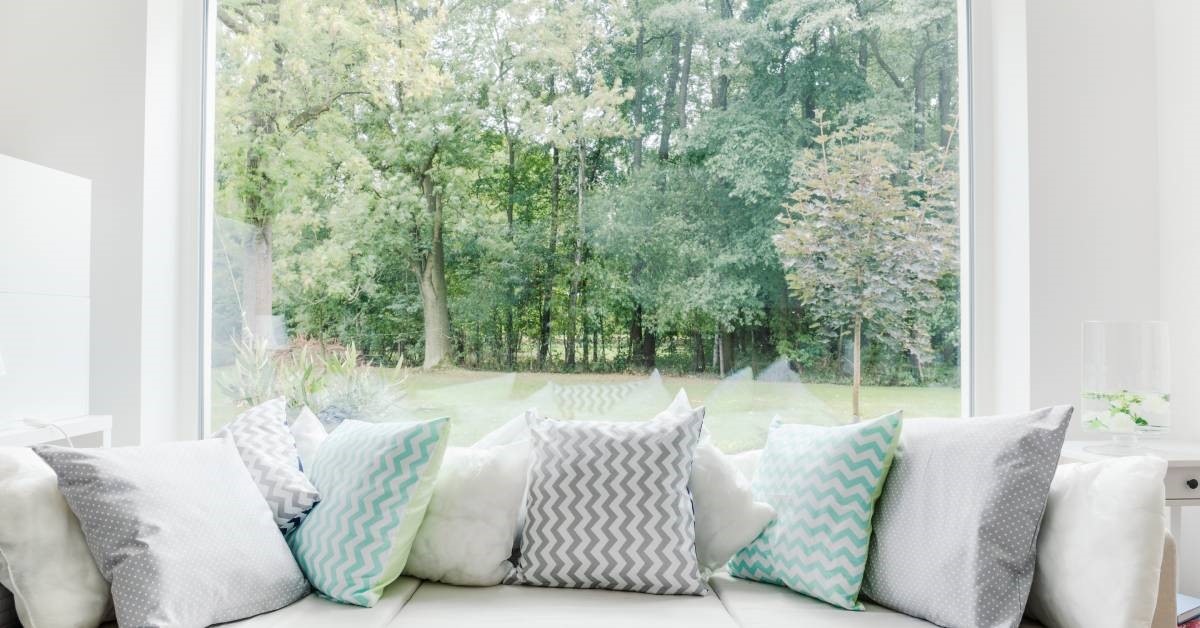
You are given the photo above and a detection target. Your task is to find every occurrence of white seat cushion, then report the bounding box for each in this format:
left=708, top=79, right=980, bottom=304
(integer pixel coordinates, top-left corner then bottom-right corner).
left=220, top=574, right=1052, bottom=628
left=710, top=574, right=934, bottom=627
left=224, top=577, right=422, bottom=628
left=400, top=582, right=738, bottom=628
left=710, top=574, right=1045, bottom=628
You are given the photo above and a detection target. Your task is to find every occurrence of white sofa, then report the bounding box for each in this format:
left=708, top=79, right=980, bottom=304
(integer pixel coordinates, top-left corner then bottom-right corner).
left=212, top=534, right=1177, bottom=628
left=0, top=536, right=1175, bottom=628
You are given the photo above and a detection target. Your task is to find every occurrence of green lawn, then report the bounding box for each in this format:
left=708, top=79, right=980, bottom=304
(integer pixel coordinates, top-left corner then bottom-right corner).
left=214, top=367, right=959, bottom=453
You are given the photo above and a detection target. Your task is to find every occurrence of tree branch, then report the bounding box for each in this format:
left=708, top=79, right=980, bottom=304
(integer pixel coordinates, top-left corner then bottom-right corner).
left=217, top=6, right=250, bottom=35
left=287, top=91, right=369, bottom=132
left=869, top=35, right=905, bottom=90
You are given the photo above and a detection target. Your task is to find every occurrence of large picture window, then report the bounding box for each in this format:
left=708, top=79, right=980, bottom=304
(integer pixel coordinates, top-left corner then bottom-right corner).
left=208, top=0, right=965, bottom=451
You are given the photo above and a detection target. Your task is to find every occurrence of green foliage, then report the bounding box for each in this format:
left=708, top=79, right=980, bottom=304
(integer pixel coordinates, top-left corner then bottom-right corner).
left=1084, top=390, right=1150, bottom=428
left=213, top=0, right=961, bottom=388
left=218, top=333, right=408, bottom=424
left=774, top=112, right=957, bottom=377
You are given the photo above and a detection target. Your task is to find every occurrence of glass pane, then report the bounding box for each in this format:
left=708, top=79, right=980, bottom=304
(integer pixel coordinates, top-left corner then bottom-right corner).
left=209, top=0, right=962, bottom=450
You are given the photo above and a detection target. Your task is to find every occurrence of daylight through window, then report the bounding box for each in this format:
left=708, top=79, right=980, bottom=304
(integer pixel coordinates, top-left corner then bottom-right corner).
left=209, top=0, right=964, bottom=451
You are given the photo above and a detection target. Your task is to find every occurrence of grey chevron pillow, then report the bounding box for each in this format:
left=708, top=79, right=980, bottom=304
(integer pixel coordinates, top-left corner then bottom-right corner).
left=214, top=398, right=320, bottom=534
left=508, top=410, right=706, bottom=595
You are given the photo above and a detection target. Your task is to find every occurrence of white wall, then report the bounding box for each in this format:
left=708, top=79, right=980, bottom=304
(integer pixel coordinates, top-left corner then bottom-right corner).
left=1025, top=0, right=1162, bottom=432
left=973, top=0, right=1165, bottom=432
left=0, top=0, right=148, bottom=444
left=0, top=155, right=91, bottom=422
left=1155, top=0, right=1200, bottom=595
left=973, top=0, right=1200, bottom=593
left=0, top=0, right=203, bottom=444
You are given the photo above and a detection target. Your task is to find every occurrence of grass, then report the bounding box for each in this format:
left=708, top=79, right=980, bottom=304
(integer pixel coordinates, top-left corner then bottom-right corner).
left=214, top=366, right=959, bottom=452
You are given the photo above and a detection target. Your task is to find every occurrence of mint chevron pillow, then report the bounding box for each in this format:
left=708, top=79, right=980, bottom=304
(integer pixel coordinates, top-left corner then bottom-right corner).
left=288, top=418, right=449, bottom=607
left=728, top=412, right=901, bottom=611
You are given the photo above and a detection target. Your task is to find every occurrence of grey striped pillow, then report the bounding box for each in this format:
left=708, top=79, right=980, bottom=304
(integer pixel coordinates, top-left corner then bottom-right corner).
left=508, top=410, right=706, bottom=595
left=214, top=398, right=320, bottom=534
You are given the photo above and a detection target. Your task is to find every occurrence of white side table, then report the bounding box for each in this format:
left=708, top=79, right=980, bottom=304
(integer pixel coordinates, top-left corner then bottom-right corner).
left=1061, top=440, right=1200, bottom=541
left=0, top=415, right=112, bottom=447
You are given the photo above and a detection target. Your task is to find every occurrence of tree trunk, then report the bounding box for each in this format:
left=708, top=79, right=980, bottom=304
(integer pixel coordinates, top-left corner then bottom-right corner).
left=803, top=33, right=818, bottom=120
left=937, top=56, right=952, bottom=147
left=658, top=31, right=682, bottom=161
left=247, top=222, right=274, bottom=342
left=692, top=332, right=705, bottom=372
left=852, top=314, right=862, bottom=420
left=642, top=329, right=656, bottom=369
left=628, top=304, right=655, bottom=369
left=418, top=174, right=452, bottom=370
left=631, top=19, right=646, bottom=169
left=538, top=145, right=561, bottom=368
left=503, top=109, right=517, bottom=369
left=565, top=141, right=586, bottom=369
left=717, top=329, right=735, bottom=376
left=677, top=31, right=693, bottom=130
left=714, top=0, right=732, bottom=110
left=593, top=329, right=600, bottom=366
left=580, top=279, right=589, bottom=368
left=912, top=44, right=928, bottom=150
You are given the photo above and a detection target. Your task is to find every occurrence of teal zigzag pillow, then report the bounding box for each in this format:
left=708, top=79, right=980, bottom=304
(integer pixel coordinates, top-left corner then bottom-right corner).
left=288, top=418, right=449, bottom=607
left=728, top=412, right=901, bottom=611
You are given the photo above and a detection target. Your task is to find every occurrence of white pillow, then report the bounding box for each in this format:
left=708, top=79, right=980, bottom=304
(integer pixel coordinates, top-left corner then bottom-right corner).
left=402, top=439, right=530, bottom=585
left=655, top=390, right=775, bottom=571
left=690, top=442, right=776, bottom=571
left=1025, top=456, right=1167, bottom=628
left=728, top=448, right=762, bottom=482
left=0, top=447, right=111, bottom=628
left=290, top=406, right=328, bottom=473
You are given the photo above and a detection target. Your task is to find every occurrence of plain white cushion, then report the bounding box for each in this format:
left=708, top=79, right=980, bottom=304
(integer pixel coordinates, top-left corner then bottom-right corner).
left=1024, top=456, right=1168, bottom=628
left=290, top=406, right=328, bottom=473
left=714, top=573, right=1050, bottom=627
left=657, top=391, right=775, bottom=571
left=691, top=443, right=775, bottom=571
left=728, top=448, right=762, bottom=482
left=399, top=581, right=738, bottom=627
left=0, top=447, right=110, bottom=628
left=224, top=577, right=421, bottom=628
left=402, top=440, right=529, bottom=585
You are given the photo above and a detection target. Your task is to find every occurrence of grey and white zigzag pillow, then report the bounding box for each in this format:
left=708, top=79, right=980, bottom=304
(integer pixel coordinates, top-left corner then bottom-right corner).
left=509, top=410, right=706, bottom=595
left=214, top=398, right=320, bottom=534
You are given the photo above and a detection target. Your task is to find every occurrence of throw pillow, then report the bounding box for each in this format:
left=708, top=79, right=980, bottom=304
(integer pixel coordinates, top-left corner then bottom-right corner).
left=288, top=418, right=450, bottom=607
left=35, top=439, right=310, bottom=627
left=729, top=412, right=902, bottom=610
left=486, top=392, right=775, bottom=574
left=290, top=405, right=328, bottom=473
left=1025, top=456, right=1167, bottom=628
left=0, top=447, right=111, bottom=628
left=508, top=411, right=707, bottom=595
left=860, top=406, right=1073, bottom=628
left=402, top=439, right=530, bottom=585
left=728, top=448, right=762, bottom=482
left=214, top=397, right=320, bottom=534
left=656, top=389, right=776, bottom=572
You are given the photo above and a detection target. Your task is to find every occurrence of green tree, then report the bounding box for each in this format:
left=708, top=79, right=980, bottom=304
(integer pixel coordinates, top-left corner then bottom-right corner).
left=774, top=112, right=955, bottom=417
left=215, top=0, right=374, bottom=341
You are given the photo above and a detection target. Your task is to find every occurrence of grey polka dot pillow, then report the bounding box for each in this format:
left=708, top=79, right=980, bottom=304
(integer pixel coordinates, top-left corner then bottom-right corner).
left=861, top=406, right=1072, bottom=628
left=35, top=439, right=310, bottom=627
